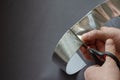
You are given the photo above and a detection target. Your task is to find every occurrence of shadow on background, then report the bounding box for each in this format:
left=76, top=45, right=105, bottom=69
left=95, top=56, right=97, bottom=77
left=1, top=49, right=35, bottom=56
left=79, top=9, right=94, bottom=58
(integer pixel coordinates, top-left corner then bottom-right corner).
left=58, top=70, right=78, bottom=80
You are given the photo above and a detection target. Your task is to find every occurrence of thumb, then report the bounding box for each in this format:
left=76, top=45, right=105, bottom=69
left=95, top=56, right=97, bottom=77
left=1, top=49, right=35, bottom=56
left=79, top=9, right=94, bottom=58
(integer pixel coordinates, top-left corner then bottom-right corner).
left=103, top=39, right=117, bottom=67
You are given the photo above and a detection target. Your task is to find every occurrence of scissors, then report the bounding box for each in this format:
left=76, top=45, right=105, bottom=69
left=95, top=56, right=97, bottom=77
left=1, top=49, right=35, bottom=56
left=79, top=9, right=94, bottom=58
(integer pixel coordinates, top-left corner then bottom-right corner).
left=82, top=41, right=120, bottom=69
left=52, top=0, right=120, bottom=75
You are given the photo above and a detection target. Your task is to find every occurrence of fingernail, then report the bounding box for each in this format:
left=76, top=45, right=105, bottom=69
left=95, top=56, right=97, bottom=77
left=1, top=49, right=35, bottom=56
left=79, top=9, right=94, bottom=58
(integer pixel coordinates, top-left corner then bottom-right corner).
left=106, top=39, right=113, bottom=44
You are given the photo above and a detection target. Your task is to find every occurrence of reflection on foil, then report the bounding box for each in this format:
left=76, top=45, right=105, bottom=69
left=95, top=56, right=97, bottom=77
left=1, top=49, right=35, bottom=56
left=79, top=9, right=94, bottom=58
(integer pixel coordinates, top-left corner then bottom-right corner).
left=52, top=0, right=120, bottom=75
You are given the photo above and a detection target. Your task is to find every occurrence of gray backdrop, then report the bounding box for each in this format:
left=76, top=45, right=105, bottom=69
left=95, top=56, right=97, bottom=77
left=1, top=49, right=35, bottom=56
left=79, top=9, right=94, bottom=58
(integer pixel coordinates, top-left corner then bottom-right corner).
left=3, top=0, right=120, bottom=80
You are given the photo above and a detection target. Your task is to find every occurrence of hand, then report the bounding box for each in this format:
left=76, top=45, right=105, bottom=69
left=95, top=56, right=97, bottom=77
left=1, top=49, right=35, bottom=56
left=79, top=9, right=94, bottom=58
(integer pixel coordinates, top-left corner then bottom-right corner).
left=81, top=26, right=120, bottom=60
left=84, top=39, right=120, bottom=80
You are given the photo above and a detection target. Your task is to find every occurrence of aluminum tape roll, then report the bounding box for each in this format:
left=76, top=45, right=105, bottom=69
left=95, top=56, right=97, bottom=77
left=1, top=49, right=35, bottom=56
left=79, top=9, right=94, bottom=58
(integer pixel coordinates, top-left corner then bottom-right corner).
left=52, top=0, right=120, bottom=75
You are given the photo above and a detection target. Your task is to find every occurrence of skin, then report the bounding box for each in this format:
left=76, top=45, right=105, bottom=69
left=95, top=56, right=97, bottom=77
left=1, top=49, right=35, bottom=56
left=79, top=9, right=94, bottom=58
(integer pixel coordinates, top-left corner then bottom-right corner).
left=81, top=27, right=120, bottom=80
left=84, top=39, right=120, bottom=80
left=81, top=26, right=120, bottom=60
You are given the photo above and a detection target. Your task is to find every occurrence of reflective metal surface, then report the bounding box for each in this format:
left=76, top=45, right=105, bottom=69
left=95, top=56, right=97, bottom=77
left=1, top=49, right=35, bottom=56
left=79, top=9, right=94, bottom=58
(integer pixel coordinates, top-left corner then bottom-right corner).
left=52, top=0, right=120, bottom=75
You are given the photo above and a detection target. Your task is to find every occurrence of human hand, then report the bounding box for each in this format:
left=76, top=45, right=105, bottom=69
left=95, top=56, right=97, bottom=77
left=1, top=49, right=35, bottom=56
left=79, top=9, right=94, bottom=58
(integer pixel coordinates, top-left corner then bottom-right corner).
left=81, top=26, right=120, bottom=60
left=84, top=39, right=120, bottom=80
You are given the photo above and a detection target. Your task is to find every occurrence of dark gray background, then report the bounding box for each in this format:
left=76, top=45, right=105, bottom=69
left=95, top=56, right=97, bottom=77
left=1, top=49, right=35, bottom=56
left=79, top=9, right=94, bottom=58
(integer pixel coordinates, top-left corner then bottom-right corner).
left=3, top=0, right=120, bottom=80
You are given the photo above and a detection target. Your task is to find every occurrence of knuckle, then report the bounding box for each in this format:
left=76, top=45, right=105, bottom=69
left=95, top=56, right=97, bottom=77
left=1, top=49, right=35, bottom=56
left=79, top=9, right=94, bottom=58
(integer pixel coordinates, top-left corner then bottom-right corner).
left=100, top=26, right=108, bottom=30
left=90, top=30, right=100, bottom=36
left=88, top=30, right=96, bottom=35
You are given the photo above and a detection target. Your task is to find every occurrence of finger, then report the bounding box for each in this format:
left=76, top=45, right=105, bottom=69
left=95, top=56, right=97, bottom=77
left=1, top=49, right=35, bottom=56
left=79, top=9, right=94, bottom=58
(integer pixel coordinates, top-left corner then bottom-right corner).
left=82, top=30, right=107, bottom=43
left=105, top=39, right=116, bottom=54
left=80, top=46, right=92, bottom=60
left=88, top=45, right=96, bottom=49
left=84, top=65, right=100, bottom=79
left=103, top=39, right=117, bottom=67
left=80, top=45, right=96, bottom=60
left=96, top=40, right=105, bottom=52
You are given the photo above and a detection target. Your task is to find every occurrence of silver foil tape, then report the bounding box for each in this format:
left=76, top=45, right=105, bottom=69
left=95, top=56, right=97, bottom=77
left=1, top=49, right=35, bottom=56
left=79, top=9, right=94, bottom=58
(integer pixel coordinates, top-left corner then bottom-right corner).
left=52, top=0, right=120, bottom=75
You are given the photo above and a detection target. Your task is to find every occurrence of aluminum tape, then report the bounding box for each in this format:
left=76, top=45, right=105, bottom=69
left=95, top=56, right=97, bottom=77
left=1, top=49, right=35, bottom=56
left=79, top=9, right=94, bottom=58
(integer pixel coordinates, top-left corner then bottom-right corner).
left=52, top=0, right=120, bottom=75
